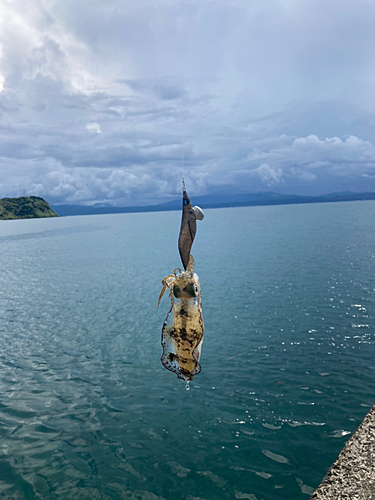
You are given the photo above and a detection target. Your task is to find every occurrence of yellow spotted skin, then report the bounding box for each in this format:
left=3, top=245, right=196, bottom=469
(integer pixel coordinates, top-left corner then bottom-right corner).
left=158, top=255, right=204, bottom=382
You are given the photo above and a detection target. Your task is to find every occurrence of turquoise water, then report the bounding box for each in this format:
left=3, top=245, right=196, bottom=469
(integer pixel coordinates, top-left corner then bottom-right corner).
left=0, top=201, right=374, bottom=500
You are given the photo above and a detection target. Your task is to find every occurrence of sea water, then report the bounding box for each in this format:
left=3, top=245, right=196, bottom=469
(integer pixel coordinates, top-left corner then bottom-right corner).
left=0, top=201, right=374, bottom=499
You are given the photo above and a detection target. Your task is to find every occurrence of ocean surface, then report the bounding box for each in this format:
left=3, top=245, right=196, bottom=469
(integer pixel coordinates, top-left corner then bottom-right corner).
left=0, top=201, right=374, bottom=500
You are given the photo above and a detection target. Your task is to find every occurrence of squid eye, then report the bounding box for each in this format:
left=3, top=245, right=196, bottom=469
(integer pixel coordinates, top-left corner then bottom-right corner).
left=173, top=285, right=181, bottom=298
left=184, top=199, right=189, bottom=205
left=194, top=285, right=198, bottom=294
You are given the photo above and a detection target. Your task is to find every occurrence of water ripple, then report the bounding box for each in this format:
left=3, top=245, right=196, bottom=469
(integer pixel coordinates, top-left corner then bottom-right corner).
left=0, top=204, right=374, bottom=499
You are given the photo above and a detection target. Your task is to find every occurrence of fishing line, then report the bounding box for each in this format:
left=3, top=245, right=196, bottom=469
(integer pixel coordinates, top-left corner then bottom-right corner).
left=176, top=0, right=185, bottom=173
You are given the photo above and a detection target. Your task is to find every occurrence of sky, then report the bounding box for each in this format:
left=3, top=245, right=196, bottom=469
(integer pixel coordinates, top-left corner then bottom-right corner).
left=1, top=0, right=375, bottom=206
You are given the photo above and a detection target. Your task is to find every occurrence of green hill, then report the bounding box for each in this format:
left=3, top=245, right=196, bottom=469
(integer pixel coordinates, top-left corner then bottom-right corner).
left=0, top=196, right=58, bottom=220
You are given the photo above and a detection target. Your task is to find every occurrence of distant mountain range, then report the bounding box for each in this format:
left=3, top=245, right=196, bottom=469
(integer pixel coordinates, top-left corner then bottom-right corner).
left=51, top=191, right=375, bottom=217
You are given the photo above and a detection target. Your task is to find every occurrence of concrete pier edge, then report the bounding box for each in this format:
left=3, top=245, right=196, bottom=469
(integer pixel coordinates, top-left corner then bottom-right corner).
left=310, top=404, right=375, bottom=499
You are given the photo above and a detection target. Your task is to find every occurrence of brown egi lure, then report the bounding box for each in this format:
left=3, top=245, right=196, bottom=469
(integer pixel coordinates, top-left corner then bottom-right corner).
left=158, top=182, right=204, bottom=387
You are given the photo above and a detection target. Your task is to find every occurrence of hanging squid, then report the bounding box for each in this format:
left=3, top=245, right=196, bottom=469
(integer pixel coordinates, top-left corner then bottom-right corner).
left=158, top=181, right=204, bottom=385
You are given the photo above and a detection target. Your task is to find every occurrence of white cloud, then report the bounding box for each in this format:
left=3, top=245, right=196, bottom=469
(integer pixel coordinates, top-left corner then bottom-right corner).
left=254, top=164, right=284, bottom=186
left=86, top=122, right=102, bottom=134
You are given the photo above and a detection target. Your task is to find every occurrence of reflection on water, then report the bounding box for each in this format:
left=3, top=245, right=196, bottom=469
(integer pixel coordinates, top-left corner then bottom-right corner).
left=0, top=203, right=374, bottom=499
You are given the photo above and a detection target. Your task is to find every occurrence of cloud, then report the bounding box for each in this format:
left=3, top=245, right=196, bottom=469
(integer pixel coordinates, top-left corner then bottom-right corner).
left=254, top=164, right=284, bottom=186
left=86, top=122, right=102, bottom=134
left=118, top=77, right=185, bottom=101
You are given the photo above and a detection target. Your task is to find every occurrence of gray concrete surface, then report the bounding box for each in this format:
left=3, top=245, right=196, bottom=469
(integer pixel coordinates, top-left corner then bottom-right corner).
left=310, top=404, right=375, bottom=499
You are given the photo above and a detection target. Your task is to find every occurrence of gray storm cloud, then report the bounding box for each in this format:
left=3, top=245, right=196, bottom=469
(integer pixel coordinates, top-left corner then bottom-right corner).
left=0, top=0, right=375, bottom=205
